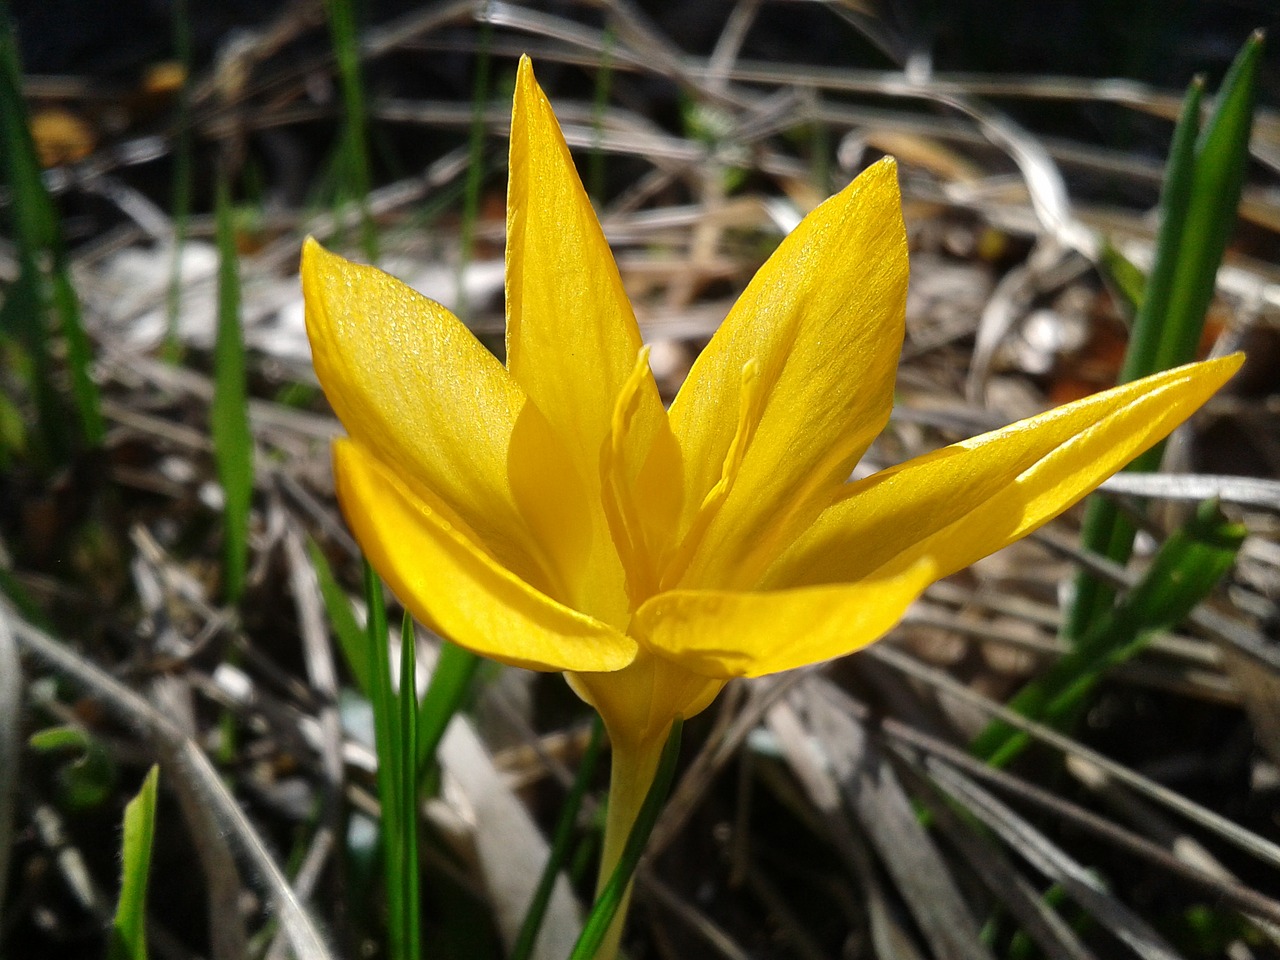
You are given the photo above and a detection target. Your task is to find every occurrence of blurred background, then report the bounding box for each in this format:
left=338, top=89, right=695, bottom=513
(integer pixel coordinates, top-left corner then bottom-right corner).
left=2, top=2, right=1279, bottom=959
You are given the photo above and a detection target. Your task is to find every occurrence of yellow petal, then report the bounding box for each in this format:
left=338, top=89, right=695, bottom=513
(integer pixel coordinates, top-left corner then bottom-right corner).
left=334, top=439, right=637, bottom=673
left=302, top=238, right=588, bottom=599
left=506, top=57, right=677, bottom=619
left=667, top=159, right=908, bottom=591
left=567, top=651, right=724, bottom=748
left=633, top=560, right=935, bottom=679
left=506, top=56, right=652, bottom=460
left=767, top=355, right=1244, bottom=589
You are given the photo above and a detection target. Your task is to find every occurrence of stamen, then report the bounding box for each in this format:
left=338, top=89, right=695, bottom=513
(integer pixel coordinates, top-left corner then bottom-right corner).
left=600, top=347, right=661, bottom=604
left=660, top=358, right=762, bottom=590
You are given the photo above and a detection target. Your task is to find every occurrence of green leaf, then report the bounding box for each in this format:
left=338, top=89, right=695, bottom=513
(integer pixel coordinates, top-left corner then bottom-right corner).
left=455, top=19, right=492, bottom=321
left=29, top=724, right=117, bottom=810
left=415, top=640, right=480, bottom=781
left=108, top=766, right=160, bottom=960
left=1065, top=77, right=1203, bottom=640
left=28, top=725, right=91, bottom=753
left=211, top=175, right=254, bottom=604
left=975, top=501, right=1244, bottom=768
left=1121, top=77, right=1205, bottom=385
left=307, top=538, right=370, bottom=695
left=1098, top=240, right=1147, bottom=318
left=322, top=0, right=375, bottom=259
left=50, top=264, right=102, bottom=446
left=363, top=566, right=421, bottom=960
left=396, top=613, right=421, bottom=959
left=364, top=563, right=401, bottom=958
left=1065, top=34, right=1261, bottom=644
left=570, top=718, right=684, bottom=960
left=0, top=2, right=52, bottom=250
left=1163, top=31, right=1263, bottom=371
left=0, top=1, right=102, bottom=456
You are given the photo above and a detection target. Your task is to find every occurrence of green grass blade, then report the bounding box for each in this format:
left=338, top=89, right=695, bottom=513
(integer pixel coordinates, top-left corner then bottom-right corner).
left=0, top=1, right=49, bottom=249
left=415, top=640, right=480, bottom=780
left=570, top=718, right=683, bottom=960
left=1121, top=78, right=1205, bottom=384
left=1065, top=34, right=1260, bottom=644
left=1161, top=31, right=1263, bottom=371
left=975, top=501, right=1244, bottom=768
left=307, top=538, right=371, bottom=695
left=0, top=386, right=26, bottom=466
left=511, top=716, right=606, bottom=960
left=0, top=270, right=62, bottom=462
left=455, top=21, right=492, bottom=320
left=211, top=175, right=254, bottom=604
left=50, top=267, right=102, bottom=444
left=588, top=29, right=615, bottom=204
left=331, top=559, right=422, bottom=958
left=364, top=563, right=401, bottom=958
left=1098, top=240, right=1147, bottom=319
left=322, top=0, right=375, bottom=259
left=1066, top=500, right=1139, bottom=642
left=397, top=613, right=421, bottom=960
left=1066, top=78, right=1203, bottom=640
left=108, top=766, right=160, bottom=960
left=164, top=0, right=193, bottom=362
left=0, top=0, right=102, bottom=453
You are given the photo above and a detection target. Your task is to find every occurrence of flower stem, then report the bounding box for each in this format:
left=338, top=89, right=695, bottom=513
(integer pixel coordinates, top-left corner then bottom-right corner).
left=585, top=721, right=680, bottom=960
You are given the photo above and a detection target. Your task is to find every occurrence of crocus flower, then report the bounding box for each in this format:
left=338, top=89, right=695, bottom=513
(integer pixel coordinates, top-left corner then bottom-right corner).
left=303, top=55, right=1240, bottom=947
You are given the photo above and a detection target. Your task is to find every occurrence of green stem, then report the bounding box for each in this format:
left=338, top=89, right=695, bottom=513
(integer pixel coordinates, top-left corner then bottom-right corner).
left=593, top=727, right=667, bottom=959
left=512, top=717, right=605, bottom=960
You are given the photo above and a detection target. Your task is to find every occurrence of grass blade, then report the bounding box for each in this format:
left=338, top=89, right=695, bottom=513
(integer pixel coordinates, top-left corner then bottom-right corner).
left=1066, top=78, right=1203, bottom=640
left=975, top=501, right=1244, bottom=767
left=307, top=539, right=371, bottom=695
left=588, top=29, right=616, bottom=204
left=396, top=613, right=421, bottom=960
left=0, top=1, right=49, bottom=254
left=1120, top=78, right=1204, bottom=385
left=50, top=269, right=101, bottom=445
left=1066, top=33, right=1260, bottom=643
left=211, top=174, right=254, bottom=604
left=570, top=717, right=683, bottom=960
left=415, top=640, right=480, bottom=780
left=363, top=563, right=401, bottom=956
left=0, top=0, right=102, bottom=455
left=1163, top=30, right=1263, bottom=371
left=310, top=533, right=469, bottom=789
left=0, top=271, right=60, bottom=461
left=511, top=716, right=606, bottom=960
left=164, top=0, right=193, bottom=362
left=455, top=21, right=492, bottom=320
left=322, top=0, right=375, bottom=259
left=108, top=766, right=160, bottom=960
left=1098, top=240, right=1147, bottom=318
left=364, top=565, right=422, bottom=960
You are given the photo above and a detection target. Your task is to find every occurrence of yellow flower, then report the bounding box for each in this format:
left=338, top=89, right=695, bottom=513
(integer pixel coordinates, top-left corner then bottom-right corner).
left=302, top=55, right=1240, bottom=898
